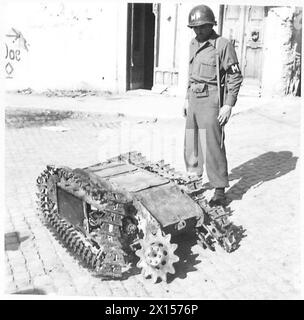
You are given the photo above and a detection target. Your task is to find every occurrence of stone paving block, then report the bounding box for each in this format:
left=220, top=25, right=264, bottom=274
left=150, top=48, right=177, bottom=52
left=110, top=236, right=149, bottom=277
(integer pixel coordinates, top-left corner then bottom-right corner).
left=35, top=239, right=59, bottom=254
left=57, top=285, right=78, bottom=296
left=19, top=241, right=37, bottom=254
left=135, top=282, right=159, bottom=298
left=38, top=256, right=63, bottom=273
left=5, top=263, right=13, bottom=277
left=6, top=250, right=26, bottom=267
left=26, top=260, right=46, bottom=278
left=32, top=274, right=56, bottom=289
left=33, top=274, right=53, bottom=287
left=9, top=211, right=26, bottom=221
left=24, top=215, right=41, bottom=224
left=74, top=286, right=95, bottom=297
left=92, top=283, right=113, bottom=297
left=71, top=276, right=97, bottom=296
left=5, top=273, right=15, bottom=286
left=4, top=224, right=16, bottom=234
left=31, top=229, right=53, bottom=242
left=107, top=280, right=129, bottom=297
left=223, top=287, right=246, bottom=300
left=5, top=281, right=18, bottom=294
left=12, top=262, right=30, bottom=276
left=51, top=280, right=76, bottom=295
left=14, top=276, right=32, bottom=292
left=120, top=280, right=142, bottom=297
left=133, top=275, right=153, bottom=297
left=272, top=277, right=300, bottom=296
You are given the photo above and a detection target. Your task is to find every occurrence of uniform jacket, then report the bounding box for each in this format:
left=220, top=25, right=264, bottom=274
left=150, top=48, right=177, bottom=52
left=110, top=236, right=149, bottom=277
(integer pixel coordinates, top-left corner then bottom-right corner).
left=187, top=30, right=243, bottom=107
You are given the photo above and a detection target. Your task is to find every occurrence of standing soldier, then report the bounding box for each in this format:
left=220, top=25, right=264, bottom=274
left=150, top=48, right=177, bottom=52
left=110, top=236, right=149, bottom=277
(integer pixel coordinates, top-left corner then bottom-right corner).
left=183, top=5, right=243, bottom=206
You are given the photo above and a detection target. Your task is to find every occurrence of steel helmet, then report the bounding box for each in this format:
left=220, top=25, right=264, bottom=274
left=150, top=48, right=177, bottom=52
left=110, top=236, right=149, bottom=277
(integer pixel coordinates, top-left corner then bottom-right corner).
left=188, top=5, right=217, bottom=28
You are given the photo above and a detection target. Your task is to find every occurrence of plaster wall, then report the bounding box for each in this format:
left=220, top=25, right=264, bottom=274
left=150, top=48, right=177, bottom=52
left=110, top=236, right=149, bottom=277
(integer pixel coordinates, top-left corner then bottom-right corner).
left=262, top=6, right=302, bottom=96
left=3, top=0, right=128, bottom=94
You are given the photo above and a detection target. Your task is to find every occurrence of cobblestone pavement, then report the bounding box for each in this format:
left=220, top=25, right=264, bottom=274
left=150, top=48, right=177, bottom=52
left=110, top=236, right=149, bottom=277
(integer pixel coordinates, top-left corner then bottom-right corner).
left=4, top=95, right=302, bottom=299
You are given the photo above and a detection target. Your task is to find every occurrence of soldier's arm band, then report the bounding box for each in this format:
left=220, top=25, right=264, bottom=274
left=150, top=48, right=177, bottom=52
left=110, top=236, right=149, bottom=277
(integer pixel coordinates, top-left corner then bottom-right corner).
left=227, top=63, right=241, bottom=74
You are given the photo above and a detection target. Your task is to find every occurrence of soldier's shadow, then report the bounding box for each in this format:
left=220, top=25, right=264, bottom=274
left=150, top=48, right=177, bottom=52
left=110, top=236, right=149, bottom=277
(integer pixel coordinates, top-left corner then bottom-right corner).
left=203, top=151, right=298, bottom=204
left=225, top=151, right=298, bottom=204
left=198, top=150, right=298, bottom=253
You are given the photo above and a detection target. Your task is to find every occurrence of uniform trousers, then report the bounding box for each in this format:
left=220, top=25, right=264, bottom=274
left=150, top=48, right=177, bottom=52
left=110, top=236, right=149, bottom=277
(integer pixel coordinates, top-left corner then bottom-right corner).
left=184, top=87, right=229, bottom=188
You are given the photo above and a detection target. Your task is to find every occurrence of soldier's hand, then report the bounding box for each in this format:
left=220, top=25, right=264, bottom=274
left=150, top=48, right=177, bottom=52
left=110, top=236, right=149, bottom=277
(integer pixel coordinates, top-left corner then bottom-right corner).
left=218, top=105, right=232, bottom=126
left=183, top=99, right=189, bottom=118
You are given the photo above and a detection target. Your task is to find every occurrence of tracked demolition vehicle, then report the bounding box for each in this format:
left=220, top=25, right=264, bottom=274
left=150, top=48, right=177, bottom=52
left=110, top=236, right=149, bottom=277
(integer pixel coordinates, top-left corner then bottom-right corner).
left=36, top=151, right=237, bottom=283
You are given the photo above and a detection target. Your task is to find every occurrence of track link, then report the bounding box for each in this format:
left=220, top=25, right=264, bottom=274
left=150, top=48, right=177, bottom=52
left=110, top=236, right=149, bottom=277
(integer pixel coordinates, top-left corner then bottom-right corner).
left=36, top=166, right=129, bottom=278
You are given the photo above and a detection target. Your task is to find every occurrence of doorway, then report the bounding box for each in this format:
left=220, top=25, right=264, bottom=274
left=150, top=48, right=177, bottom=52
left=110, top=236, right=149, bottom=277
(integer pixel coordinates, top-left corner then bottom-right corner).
left=126, top=3, right=155, bottom=90
left=223, top=6, right=265, bottom=94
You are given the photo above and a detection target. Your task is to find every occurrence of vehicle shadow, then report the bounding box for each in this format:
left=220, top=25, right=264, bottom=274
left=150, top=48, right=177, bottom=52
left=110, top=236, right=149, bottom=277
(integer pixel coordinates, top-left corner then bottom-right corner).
left=167, top=233, right=201, bottom=284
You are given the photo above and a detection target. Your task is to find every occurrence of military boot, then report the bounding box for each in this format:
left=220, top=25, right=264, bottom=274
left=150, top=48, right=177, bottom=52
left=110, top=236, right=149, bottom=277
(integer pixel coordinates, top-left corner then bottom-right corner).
left=209, top=187, right=227, bottom=207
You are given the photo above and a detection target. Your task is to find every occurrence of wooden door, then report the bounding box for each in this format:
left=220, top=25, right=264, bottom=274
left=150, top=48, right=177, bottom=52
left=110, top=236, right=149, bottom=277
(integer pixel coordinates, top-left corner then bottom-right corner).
left=223, top=5, right=265, bottom=92
left=242, top=6, right=265, bottom=85
left=127, top=3, right=155, bottom=90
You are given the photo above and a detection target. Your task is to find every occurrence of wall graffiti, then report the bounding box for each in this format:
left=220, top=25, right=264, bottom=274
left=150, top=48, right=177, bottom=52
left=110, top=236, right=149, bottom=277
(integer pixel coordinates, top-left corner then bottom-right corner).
left=5, top=28, right=29, bottom=79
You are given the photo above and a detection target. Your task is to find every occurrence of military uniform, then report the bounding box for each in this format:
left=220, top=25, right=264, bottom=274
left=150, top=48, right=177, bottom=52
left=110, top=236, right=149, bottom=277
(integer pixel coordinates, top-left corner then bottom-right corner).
left=184, top=29, right=243, bottom=188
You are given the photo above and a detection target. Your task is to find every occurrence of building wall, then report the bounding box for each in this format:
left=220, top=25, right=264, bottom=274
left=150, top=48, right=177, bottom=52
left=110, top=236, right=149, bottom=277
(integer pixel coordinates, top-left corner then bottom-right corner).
left=3, top=0, right=128, bottom=94
left=262, top=6, right=302, bottom=96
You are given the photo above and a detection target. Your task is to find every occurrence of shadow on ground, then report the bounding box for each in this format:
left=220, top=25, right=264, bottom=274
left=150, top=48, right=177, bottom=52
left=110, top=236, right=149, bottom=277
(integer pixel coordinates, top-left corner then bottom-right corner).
left=202, top=151, right=298, bottom=205
left=12, top=288, right=47, bottom=295
left=167, top=233, right=201, bottom=284
left=226, top=151, right=298, bottom=205
left=5, top=107, right=125, bottom=129
left=5, top=108, right=75, bottom=128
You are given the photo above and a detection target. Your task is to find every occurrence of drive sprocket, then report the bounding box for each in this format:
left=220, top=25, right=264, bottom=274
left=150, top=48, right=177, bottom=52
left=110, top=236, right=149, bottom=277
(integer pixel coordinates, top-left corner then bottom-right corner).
left=135, top=229, right=179, bottom=283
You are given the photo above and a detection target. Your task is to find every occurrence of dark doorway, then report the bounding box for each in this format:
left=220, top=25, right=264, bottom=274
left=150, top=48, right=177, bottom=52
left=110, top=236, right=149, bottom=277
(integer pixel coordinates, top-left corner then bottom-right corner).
left=127, top=3, right=155, bottom=90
